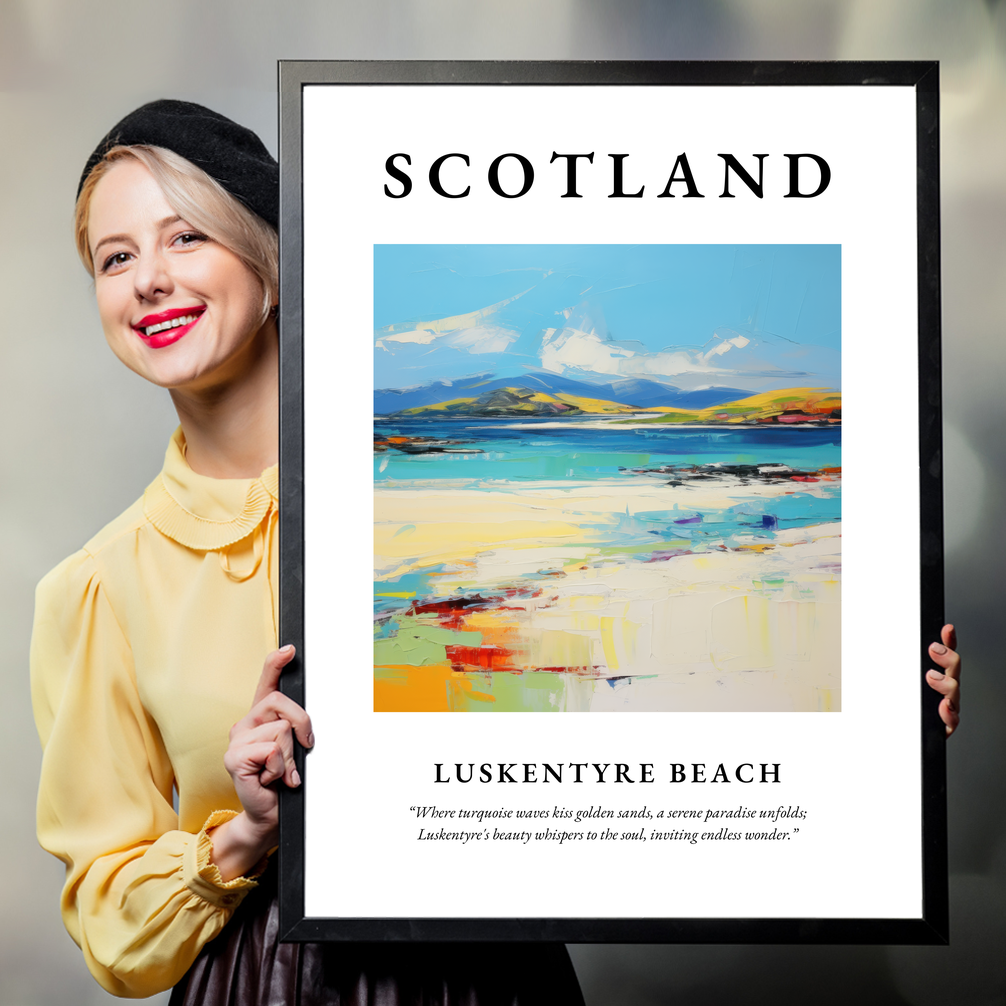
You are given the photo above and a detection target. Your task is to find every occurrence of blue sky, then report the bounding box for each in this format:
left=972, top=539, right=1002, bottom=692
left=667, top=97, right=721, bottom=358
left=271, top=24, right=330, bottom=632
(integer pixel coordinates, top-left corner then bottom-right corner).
left=374, top=245, right=841, bottom=393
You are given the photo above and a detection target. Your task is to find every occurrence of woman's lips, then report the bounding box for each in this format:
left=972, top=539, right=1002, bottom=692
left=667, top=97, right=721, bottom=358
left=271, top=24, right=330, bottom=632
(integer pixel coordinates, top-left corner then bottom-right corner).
left=133, top=307, right=205, bottom=349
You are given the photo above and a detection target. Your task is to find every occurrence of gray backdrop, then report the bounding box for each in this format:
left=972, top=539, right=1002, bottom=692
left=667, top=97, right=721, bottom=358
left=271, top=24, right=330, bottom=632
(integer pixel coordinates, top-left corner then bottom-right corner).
left=2, top=2, right=1003, bottom=1003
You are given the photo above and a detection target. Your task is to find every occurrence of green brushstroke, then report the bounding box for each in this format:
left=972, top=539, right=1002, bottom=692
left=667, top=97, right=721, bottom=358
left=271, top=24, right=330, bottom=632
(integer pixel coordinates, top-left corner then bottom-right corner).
left=448, top=670, right=571, bottom=712
left=374, top=615, right=482, bottom=667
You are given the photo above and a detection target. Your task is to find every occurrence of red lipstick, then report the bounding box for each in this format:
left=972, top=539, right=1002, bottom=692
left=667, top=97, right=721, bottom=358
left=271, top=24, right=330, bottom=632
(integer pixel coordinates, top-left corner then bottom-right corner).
left=133, top=306, right=206, bottom=349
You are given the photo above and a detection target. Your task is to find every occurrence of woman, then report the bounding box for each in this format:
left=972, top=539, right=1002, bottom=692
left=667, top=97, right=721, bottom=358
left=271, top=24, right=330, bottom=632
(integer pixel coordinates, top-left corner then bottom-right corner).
left=31, top=100, right=586, bottom=1004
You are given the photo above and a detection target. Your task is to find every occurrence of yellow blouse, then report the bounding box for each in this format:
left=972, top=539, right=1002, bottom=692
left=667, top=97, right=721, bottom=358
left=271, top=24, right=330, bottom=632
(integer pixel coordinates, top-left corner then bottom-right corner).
left=31, top=429, right=279, bottom=998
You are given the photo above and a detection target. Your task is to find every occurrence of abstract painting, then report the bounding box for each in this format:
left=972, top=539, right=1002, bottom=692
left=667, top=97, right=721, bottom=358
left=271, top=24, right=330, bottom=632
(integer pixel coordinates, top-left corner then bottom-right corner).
left=374, top=245, right=841, bottom=712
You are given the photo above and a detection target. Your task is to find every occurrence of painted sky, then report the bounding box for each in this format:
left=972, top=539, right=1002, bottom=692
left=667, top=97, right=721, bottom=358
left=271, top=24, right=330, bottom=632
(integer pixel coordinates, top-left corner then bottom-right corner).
left=374, top=245, right=841, bottom=394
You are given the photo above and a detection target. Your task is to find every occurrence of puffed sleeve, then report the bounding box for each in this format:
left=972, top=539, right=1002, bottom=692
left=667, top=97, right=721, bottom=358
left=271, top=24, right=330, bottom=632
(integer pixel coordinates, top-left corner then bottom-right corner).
left=31, top=549, right=262, bottom=998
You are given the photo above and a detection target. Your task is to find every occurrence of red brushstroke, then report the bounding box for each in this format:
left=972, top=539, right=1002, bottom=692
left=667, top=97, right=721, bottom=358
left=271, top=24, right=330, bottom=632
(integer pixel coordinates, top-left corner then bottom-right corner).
left=410, top=588, right=546, bottom=629
left=445, top=644, right=517, bottom=670
left=411, top=596, right=489, bottom=629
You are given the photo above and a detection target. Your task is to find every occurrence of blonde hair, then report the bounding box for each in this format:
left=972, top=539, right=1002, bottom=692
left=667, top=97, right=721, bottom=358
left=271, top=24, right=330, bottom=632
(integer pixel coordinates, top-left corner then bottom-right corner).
left=75, top=145, right=278, bottom=322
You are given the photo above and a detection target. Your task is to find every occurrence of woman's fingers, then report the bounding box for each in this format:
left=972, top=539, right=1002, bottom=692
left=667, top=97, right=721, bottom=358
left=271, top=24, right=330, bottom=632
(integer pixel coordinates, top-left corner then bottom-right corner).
left=928, top=634, right=961, bottom=685
left=941, top=623, right=958, bottom=653
left=223, top=645, right=311, bottom=814
left=232, top=689, right=314, bottom=750
left=230, top=719, right=301, bottom=788
left=941, top=699, right=961, bottom=736
left=252, top=644, right=296, bottom=707
left=239, top=644, right=314, bottom=749
left=253, top=691, right=314, bottom=749
left=926, top=669, right=960, bottom=736
left=927, top=623, right=961, bottom=737
left=224, top=738, right=287, bottom=787
left=259, top=742, right=289, bottom=787
left=929, top=636, right=960, bottom=678
left=924, top=677, right=961, bottom=736
left=926, top=667, right=959, bottom=704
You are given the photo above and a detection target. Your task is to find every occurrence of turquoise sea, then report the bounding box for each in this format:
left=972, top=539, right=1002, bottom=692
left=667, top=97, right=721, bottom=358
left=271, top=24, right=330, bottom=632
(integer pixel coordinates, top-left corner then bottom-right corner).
left=374, top=417, right=840, bottom=484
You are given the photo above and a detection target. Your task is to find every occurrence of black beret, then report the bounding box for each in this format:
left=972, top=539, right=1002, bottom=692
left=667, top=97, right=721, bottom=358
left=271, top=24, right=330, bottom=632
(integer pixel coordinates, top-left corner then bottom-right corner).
left=77, top=99, right=278, bottom=228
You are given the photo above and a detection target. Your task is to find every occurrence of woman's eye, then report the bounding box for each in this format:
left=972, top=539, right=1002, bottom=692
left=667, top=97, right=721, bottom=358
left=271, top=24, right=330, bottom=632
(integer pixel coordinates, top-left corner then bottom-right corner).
left=101, top=251, right=132, bottom=273
left=173, top=231, right=208, bottom=248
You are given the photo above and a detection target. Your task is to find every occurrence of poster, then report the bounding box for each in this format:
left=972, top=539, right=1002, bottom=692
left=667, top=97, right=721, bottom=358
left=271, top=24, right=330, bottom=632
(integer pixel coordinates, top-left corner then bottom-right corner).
left=278, top=62, right=945, bottom=942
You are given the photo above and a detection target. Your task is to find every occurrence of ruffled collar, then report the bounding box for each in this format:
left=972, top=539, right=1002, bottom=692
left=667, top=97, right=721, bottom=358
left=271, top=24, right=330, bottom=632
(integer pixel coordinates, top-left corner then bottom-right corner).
left=143, top=428, right=278, bottom=551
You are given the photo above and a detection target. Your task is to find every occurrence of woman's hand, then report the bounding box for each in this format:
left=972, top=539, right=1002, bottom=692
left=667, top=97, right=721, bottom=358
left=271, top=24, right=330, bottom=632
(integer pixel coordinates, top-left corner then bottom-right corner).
left=209, top=645, right=314, bottom=881
left=926, top=624, right=961, bottom=737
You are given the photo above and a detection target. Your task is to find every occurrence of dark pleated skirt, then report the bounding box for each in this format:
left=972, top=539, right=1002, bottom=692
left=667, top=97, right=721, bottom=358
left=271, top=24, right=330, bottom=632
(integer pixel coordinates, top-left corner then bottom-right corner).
left=169, top=869, right=585, bottom=1006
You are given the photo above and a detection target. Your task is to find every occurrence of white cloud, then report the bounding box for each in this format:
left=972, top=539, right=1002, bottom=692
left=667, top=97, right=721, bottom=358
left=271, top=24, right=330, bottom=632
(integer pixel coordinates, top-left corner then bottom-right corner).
left=448, top=324, right=523, bottom=354
left=375, top=287, right=530, bottom=356
left=539, top=327, right=634, bottom=375
left=539, top=322, right=830, bottom=392
left=701, top=333, right=750, bottom=361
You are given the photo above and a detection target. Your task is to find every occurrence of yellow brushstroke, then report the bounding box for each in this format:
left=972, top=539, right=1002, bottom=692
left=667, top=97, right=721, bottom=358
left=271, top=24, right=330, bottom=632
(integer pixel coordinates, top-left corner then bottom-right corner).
left=531, top=629, right=594, bottom=668
left=447, top=681, right=497, bottom=707
left=551, top=392, right=638, bottom=413
left=600, top=616, right=620, bottom=671
left=568, top=594, right=606, bottom=611
left=711, top=595, right=773, bottom=669
left=622, top=619, right=640, bottom=663
left=462, top=609, right=520, bottom=631
left=375, top=519, right=583, bottom=566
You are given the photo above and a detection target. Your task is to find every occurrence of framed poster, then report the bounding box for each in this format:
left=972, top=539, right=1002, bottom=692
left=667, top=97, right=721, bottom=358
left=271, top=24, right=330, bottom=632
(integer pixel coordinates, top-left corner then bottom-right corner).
left=277, top=61, right=946, bottom=943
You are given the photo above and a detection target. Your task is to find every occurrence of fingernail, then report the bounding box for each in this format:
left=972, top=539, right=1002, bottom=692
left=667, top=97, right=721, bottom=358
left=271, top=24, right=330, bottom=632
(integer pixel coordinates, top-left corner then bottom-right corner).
left=927, top=669, right=944, bottom=679
left=291, top=768, right=301, bottom=787
left=280, top=644, right=295, bottom=654
left=931, top=643, right=947, bottom=655
left=306, top=732, right=315, bottom=748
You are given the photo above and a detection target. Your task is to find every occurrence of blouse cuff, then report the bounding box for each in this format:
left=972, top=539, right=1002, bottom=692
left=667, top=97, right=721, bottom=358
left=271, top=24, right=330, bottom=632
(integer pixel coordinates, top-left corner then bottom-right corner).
left=183, top=810, right=269, bottom=909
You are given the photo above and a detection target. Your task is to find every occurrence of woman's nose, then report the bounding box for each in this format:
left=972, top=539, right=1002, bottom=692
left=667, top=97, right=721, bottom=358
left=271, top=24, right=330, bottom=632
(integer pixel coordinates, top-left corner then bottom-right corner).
left=133, top=249, right=173, bottom=302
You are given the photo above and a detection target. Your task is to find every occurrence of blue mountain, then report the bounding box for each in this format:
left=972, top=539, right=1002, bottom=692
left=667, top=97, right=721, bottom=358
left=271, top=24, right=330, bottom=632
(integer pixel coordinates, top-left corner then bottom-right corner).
left=605, top=379, right=749, bottom=410
left=375, top=373, right=753, bottom=415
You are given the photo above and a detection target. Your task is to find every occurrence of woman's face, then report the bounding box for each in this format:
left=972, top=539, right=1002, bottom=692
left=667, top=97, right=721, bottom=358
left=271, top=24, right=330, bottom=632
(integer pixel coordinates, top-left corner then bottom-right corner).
left=87, top=158, right=269, bottom=392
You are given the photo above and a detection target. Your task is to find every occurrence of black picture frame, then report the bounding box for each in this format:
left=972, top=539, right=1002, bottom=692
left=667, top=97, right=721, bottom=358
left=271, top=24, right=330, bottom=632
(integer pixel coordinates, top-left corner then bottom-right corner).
left=277, top=60, right=945, bottom=944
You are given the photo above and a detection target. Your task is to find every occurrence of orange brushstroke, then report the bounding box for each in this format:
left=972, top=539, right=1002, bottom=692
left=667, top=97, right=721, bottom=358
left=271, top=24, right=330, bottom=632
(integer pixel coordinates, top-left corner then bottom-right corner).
left=374, top=662, right=455, bottom=711
left=375, top=662, right=502, bottom=711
